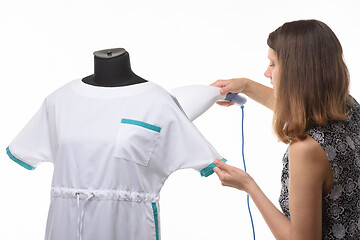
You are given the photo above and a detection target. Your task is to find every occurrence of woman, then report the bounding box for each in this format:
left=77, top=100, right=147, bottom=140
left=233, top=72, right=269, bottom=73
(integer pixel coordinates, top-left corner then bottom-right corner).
left=211, top=20, right=360, bottom=240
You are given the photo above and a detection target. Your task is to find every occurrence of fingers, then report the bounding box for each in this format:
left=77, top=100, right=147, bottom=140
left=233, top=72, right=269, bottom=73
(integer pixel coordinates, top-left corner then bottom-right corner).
left=216, top=101, right=235, bottom=107
left=213, top=166, right=235, bottom=188
left=213, top=159, right=251, bottom=191
left=210, top=79, right=228, bottom=88
left=213, top=159, right=231, bottom=172
left=219, top=85, right=232, bottom=95
left=213, top=166, right=222, bottom=176
left=212, top=78, right=249, bottom=96
left=213, top=167, right=229, bottom=183
left=210, top=80, right=231, bottom=95
left=213, top=159, right=231, bottom=179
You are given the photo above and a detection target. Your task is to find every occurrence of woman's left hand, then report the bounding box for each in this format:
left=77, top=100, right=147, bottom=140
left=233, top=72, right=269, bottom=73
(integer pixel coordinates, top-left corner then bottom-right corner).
left=213, top=159, right=254, bottom=192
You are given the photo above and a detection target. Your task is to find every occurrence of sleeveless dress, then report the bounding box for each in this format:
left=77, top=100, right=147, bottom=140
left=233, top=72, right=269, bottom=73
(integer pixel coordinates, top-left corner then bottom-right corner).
left=279, top=96, right=360, bottom=239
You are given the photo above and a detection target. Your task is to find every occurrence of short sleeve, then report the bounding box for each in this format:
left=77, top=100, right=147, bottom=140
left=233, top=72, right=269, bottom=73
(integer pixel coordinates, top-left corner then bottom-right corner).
left=6, top=99, right=55, bottom=170
left=157, top=100, right=226, bottom=177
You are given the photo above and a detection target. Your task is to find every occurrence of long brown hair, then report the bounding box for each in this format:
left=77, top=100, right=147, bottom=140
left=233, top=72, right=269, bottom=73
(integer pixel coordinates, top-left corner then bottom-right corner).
left=267, top=20, right=350, bottom=144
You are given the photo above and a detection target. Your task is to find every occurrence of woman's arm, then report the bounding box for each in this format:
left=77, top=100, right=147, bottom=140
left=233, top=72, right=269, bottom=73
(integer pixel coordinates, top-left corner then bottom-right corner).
left=213, top=136, right=330, bottom=240
left=288, top=137, right=331, bottom=240
left=213, top=160, right=291, bottom=239
left=211, top=78, right=275, bottom=110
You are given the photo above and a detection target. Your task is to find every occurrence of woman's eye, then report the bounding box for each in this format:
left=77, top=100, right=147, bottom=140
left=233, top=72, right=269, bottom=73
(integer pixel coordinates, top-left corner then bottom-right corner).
left=270, top=62, right=275, bottom=67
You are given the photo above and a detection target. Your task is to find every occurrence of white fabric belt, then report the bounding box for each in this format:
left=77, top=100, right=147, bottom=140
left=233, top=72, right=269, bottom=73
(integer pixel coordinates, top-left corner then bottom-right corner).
left=51, top=187, right=159, bottom=202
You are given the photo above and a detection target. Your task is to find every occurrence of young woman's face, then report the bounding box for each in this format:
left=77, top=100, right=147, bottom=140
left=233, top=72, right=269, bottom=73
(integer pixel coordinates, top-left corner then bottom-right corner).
left=264, top=48, right=279, bottom=90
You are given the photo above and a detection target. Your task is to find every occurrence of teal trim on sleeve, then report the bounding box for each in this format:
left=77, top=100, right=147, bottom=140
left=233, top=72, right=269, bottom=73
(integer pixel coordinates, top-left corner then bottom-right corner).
left=151, top=202, right=160, bottom=240
left=121, top=119, right=161, bottom=133
left=200, top=158, right=227, bottom=177
left=6, top=147, right=36, bottom=170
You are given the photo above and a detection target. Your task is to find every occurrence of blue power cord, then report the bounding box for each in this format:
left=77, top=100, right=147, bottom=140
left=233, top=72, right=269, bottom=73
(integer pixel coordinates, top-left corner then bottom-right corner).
left=241, top=105, right=256, bottom=240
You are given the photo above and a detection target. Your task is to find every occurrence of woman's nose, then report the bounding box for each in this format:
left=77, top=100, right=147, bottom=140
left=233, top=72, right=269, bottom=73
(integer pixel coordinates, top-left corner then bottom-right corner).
left=264, top=67, right=272, bottom=79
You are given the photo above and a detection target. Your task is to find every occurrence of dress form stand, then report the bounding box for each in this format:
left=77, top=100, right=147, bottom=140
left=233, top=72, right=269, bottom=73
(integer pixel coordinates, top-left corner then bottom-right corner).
left=82, top=48, right=147, bottom=87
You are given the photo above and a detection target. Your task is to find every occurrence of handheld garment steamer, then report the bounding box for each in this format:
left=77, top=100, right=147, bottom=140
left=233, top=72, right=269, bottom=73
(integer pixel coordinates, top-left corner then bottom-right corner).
left=171, top=85, right=246, bottom=121
left=171, top=85, right=255, bottom=240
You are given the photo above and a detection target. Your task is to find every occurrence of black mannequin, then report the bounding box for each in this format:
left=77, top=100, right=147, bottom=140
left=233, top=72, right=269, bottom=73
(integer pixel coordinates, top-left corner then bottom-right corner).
left=82, top=48, right=147, bottom=87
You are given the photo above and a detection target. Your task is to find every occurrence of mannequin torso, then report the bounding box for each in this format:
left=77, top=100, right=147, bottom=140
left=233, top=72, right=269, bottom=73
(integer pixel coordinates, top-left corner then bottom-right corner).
left=82, top=48, right=147, bottom=87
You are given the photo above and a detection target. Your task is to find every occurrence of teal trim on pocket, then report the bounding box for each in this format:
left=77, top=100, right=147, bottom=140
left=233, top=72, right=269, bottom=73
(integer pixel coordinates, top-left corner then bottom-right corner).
left=6, top=147, right=36, bottom=170
left=152, top=202, right=160, bottom=240
left=200, top=158, right=227, bottom=177
left=121, top=119, right=161, bottom=133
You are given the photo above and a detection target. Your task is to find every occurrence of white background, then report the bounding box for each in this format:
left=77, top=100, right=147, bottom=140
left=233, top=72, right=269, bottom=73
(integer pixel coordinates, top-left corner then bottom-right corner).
left=0, top=0, right=359, bottom=239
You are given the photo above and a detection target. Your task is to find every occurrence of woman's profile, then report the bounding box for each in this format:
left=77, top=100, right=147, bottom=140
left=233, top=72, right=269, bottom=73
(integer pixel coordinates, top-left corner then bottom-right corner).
left=211, top=19, right=360, bottom=239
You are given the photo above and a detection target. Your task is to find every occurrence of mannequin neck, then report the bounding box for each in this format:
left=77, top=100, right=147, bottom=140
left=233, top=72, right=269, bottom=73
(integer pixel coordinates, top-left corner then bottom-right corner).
left=82, top=49, right=147, bottom=87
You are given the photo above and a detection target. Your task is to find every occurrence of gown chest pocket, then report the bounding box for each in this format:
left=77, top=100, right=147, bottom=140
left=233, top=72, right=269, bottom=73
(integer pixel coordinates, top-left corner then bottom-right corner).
left=114, top=118, right=161, bottom=166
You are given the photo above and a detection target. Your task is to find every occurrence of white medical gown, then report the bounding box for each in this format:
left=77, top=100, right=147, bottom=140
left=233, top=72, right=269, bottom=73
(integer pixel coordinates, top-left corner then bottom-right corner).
left=7, top=79, right=224, bottom=240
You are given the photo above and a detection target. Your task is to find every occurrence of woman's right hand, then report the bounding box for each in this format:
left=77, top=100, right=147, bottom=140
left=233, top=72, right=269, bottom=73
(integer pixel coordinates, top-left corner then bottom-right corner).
left=210, top=78, right=250, bottom=106
left=213, top=159, right=255, bottom=192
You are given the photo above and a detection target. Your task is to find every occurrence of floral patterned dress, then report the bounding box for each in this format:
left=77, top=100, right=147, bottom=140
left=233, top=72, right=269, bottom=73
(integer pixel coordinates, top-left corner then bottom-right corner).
left=279, top=96, right=360, bottom=239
